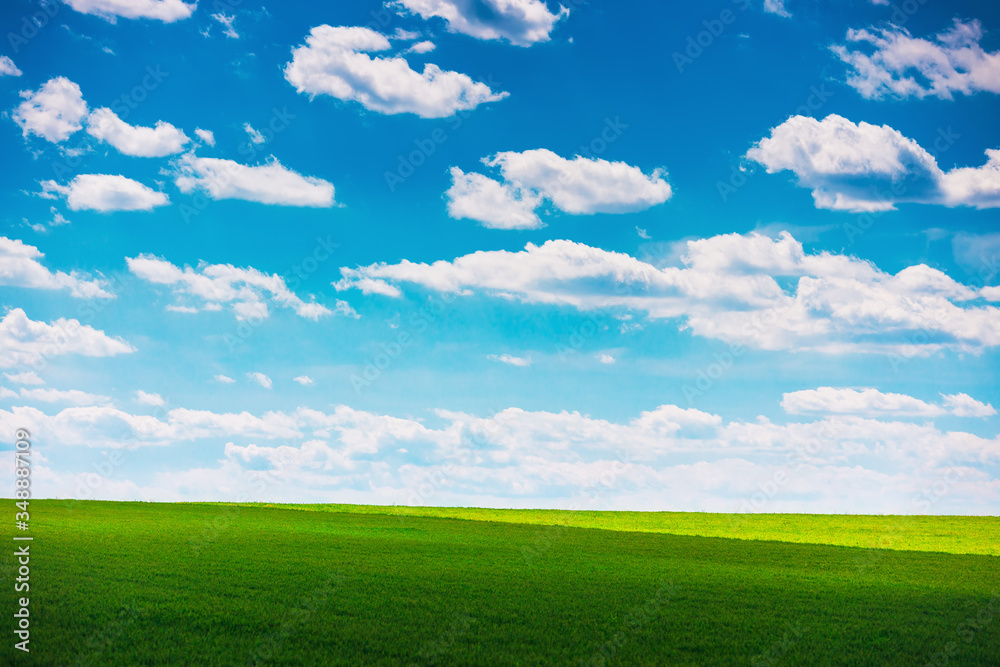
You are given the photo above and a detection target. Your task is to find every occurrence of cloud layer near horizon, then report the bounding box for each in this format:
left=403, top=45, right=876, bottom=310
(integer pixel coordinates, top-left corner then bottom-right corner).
left=5, top=397, right=998, bottom=513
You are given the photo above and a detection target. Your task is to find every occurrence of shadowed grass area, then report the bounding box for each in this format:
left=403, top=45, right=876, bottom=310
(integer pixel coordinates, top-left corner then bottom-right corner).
left=217, top=502, right=1000, bottom=556
left=7, top=500, right=999, bottom=666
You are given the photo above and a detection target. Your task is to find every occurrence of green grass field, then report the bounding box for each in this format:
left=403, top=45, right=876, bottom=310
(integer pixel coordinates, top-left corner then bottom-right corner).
left=5, top=500, right=998, bottom=665
left=230, top=502, right=1000, bottom=556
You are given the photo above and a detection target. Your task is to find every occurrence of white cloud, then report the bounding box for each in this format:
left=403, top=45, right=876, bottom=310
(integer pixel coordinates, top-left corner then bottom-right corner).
left=41, top=174, right=169, bottom=212
left=284, top=25, right=508, bottom=118
left=334, top=230, right=1000, bottom=355
left=0, top=388, right=16, bottom=399
left=833, top=19, right=1000, bottom=100
left=446, top=149, right=672, bottom=227
left=11, top=400, right=1000, bottom=513
left=126, top=254, right=346, bottom=321
left=781, top=387, right=944, bottom=417
left=247, top=372, right=272, bottom=389
left=19, top=387, right=110, bottom=406
left=445, top=168, right=542, bottom=229
left=392, top=28, right=422, bottom=40
left=293, top=375, right=315, bottom=386
left=63, top=0, right=196, bottom=22
left=746, top=114, right=1000, bottom=211
left=0, top=403, right=439, bottom=451
left=194, top=128, right=215, bottom=146
left=135, top=390, right=165, bottom=406
left=214, top=374, right=236, bottom=384
left=763, top=0, right=791, bottom=17
left=172, top=154, right=336, bottom=207
left=782, top=388, right=996, bottom=418
left=487, top=353, right=531, bottom=367
left=491, top=150, right=672, bottom=214
left=211, top=12, right=239, bottom=38
left=0, top=236, right=113, bottom=298
left=597, top=353, right=616, bottom=364
left=85, top=107, right=189, bottom=157
left=0, top=308, right=134, bottom=368
left=391, top=0, right=569, bottom=46
left=4, top=371, right=43, bottom=386
left=939, top=150, right=1000, bottom=210
left=407, top=40, right=436, bottom=54
left=342, top=278, right=403, bottom=298
left=31, top=206, right=72, bottom=232
left=242, top=123, right=265, bottom=144
left=942, top=393, right=996, bottom=418
left=13, top=77, right=88, bottom=143
left=0, top=56, right=22, bottom=77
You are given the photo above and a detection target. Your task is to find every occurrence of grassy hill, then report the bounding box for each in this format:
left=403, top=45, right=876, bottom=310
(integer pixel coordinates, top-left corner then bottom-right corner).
left=6, top=500, right=998, bottom=665
left=221, top=502, right=1000, bottom=556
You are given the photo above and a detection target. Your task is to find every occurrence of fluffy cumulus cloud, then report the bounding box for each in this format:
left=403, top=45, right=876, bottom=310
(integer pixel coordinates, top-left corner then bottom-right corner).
left=489, top=150, right=672, bottom=214
left=284, top=25, right=508, bottom=118
left=0, top=308, right=134, bottom=369
left=447, top=149, right=672, bottom=228
left=63, top=0, right=196, bottom=22
left=335, top=230, right=1000, bottom=355
left=41, top=174, right=169, bottom=212
left=445, top=168, right=542, bottom=229
left=0, top=56, right=22, bottom=77
left=406, top=40, right=436, bottom=54
left=86, top=108, right=189, bottom=157
left=0, top=236, right=112, bottom=298
left=126, top=254, right=353, bottom=321
left=293, top=375, right=315, bottom=386
left=746, top=114, right=1000, bottom=211
left=942, top=393, right=998, bottom=418
left=136, top=390, right=165, bottom=406
left=13, top=77, right=88, bottom=143
left=9, top=399, right=1000, bottom=513
left=781, top=387, right=995, bottom=418
left=833, top=19, right=1000, bottom=100
left=13, top=78, right=187, bottom=156
left=172, top=154, right=336, bottom=207
left=391, top=0, right=569, bottom=46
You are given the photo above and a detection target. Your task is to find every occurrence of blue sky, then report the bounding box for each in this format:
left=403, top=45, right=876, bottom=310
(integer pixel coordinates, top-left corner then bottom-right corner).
left=1, top=0, right=999, bottom=513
